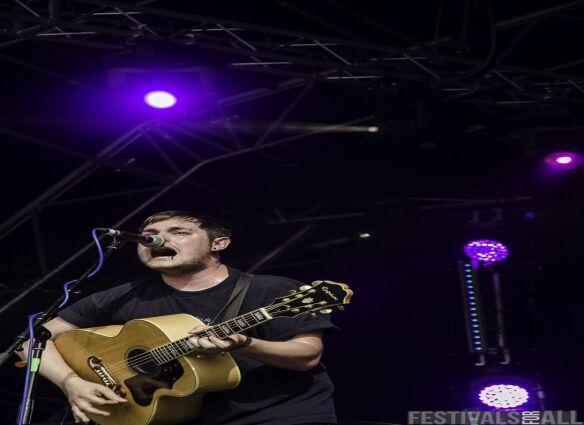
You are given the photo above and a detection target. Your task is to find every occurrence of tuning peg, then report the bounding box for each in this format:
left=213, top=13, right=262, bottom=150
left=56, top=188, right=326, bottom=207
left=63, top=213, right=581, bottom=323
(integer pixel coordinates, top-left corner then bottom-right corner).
left=320, top=309, right=333, bottom=314
left=336, top=306, right=345, bottom=311
left=289, top=290, right=297, bottom=294
left=311, top=281, right=320, bottom=286
left=310, top=313, right=317, bottom=317
left=299, top=285, right=312, bottom=291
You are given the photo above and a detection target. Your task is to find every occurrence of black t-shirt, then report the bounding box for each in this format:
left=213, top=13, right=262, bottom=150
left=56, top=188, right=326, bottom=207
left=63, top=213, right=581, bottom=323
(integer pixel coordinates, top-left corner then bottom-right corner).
left=58, top=267, right=338, bottom=425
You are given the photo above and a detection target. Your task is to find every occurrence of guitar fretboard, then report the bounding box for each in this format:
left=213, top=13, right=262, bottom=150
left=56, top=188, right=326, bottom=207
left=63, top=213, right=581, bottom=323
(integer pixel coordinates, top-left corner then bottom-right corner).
left=148, top=308, right=273, bottom=365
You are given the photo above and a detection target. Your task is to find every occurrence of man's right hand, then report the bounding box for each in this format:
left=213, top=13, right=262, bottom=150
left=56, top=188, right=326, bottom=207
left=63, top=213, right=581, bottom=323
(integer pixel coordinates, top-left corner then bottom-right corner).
left=62, top=376, right=127, bottom=423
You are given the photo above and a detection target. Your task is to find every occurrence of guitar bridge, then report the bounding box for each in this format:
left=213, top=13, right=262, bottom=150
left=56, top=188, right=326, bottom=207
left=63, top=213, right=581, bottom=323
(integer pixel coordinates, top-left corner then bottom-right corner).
left=88, top=356, right=126, bottom=397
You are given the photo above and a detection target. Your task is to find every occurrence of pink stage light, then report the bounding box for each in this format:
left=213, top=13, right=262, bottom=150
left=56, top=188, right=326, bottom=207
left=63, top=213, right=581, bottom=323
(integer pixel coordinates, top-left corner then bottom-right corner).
left=544, top=152, right=581, bottom=169
left=556, top=156, right=572, bottom=164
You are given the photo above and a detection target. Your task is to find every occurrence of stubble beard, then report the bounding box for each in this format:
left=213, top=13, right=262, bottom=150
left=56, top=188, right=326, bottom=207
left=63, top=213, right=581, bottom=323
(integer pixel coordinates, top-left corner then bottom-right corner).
left=145, top=254, right=212, bottom=276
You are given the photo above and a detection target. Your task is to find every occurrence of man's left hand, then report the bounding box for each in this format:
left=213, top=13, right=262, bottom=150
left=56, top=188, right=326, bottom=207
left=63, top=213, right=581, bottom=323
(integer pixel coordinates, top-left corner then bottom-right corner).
left=186, top=325, right=251, bottom=354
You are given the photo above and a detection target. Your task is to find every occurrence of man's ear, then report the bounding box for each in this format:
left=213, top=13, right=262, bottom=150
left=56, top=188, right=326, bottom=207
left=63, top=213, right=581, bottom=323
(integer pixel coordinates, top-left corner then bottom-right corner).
left=211, top=237, right=230, bottom=252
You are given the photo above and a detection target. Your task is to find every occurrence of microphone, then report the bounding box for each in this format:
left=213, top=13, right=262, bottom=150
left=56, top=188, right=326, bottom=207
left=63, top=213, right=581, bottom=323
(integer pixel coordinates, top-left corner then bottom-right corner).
left=98, top=228, right=165, bottom=247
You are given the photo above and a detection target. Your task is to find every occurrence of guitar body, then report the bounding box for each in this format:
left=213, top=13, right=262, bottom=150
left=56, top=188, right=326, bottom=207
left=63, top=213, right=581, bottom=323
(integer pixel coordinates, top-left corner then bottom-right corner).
left=54, top=314, right=241, bottom=425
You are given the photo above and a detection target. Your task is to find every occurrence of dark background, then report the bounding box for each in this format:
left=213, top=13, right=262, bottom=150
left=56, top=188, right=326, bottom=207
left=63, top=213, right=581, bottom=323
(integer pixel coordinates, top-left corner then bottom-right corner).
left=0, top=1, right=584, bottom=423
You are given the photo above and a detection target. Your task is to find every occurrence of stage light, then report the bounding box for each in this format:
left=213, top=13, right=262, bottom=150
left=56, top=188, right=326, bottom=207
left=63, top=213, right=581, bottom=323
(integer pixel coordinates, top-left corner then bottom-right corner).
left=464, top=240, right=509, bottom=264
left=478, top=384, right=529, bottom=409
left=358, top=232, right=371, bottom=239
left=460, top=262, right=484, bottom=353
left=544, top=152, right=581, bottom=169
left=557, top=156, right=572, bottom=164
left=144, top=91, right=177, bottom=109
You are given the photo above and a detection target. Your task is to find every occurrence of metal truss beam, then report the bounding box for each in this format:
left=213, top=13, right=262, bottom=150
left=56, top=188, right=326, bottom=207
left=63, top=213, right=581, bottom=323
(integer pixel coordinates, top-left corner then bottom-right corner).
left=0, top=126, right=213, bottom=195
left=0, top=114, right=374, bottom=315
left=0, top=75, right=313, bottom=244
left=2, top=1, right=584, bottom=107
left=0, top=60, right=375, bottom=313
left=0, top=125, right=142, bottom=240
left=246, top=224, right=315, bottom=273
left=425, top=0, right=584, bottom=47
left=411, top=196, right=532, bottom=211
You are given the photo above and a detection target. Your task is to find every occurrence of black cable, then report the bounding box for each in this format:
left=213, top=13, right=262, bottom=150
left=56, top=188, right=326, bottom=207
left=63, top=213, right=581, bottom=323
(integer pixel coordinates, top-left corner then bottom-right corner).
left=441, top=0, right=496, bottom=103
left=456, top=0, right=497, bottom=82
left=440, top=81, right=481, bottom=104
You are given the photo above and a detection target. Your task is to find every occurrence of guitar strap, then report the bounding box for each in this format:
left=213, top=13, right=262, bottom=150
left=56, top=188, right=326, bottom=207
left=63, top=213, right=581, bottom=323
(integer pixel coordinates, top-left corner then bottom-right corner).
left=210, top=272, right=252, bottom=325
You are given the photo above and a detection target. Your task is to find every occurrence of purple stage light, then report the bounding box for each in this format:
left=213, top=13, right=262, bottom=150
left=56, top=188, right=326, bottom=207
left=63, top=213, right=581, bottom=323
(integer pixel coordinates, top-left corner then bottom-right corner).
left=464, top=240, right=509, bottom=264
left=545, top=152, right=581, bottom=169
left=479, top=384, right=529, bottom=409
left=144, top=90, right=177, bottom=109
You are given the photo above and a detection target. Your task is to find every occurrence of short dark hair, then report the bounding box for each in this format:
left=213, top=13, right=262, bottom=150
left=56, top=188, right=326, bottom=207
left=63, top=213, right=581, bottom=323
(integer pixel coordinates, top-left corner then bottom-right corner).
left=139, top=210, right=231, bottom=243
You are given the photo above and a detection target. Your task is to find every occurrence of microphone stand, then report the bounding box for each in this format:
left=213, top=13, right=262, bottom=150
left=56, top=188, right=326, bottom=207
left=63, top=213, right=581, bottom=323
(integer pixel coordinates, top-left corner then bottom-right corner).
left=17, top=325, right=52, bottom=425
left=0, top=237, right=125, bottom=424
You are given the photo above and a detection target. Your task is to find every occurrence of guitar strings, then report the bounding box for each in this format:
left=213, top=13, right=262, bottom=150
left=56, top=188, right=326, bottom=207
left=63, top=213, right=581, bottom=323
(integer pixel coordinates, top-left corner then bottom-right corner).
left=116, top=289, right=338, bottom=373
left=104, top=310, right=264, bottom=373
left=115, top=301, right=294, bottom=371
left=105, top=289, right=335, bottom=374
left=104, top=303, right=285, bottom=373
left=108, top=316, right=258, bottom=371
left=103, top=301, right=294, bottom=373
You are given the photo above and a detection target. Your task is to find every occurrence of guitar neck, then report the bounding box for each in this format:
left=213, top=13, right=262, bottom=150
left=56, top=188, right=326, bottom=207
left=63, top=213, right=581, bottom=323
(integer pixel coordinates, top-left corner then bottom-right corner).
left=149, top=307, right=275, bottom=364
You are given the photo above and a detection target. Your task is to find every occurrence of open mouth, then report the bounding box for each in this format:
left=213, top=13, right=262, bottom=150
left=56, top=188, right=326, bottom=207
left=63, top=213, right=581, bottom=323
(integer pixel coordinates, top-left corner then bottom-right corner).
left=150, top=247, right=177, bottom=259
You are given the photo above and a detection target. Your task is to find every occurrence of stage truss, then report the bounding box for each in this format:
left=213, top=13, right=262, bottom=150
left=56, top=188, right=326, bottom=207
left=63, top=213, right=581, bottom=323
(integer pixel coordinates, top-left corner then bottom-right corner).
left=0, top=0, right=581, bottom=307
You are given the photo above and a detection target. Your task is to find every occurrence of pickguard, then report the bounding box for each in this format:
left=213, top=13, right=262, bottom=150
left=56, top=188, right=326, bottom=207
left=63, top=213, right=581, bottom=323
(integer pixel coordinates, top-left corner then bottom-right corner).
left=124, top=347, right=184, bottom=406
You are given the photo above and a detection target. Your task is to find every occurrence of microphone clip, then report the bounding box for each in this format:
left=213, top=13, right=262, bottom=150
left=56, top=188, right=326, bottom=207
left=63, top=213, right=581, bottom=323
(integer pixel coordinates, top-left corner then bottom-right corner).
left=96, top=228, right=128, bottom=249
left=107, top=236, right=126, bottom=250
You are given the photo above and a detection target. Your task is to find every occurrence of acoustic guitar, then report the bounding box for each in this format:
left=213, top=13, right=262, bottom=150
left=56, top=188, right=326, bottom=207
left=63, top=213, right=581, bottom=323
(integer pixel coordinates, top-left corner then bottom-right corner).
left=54, top=280, right=353, bottom=425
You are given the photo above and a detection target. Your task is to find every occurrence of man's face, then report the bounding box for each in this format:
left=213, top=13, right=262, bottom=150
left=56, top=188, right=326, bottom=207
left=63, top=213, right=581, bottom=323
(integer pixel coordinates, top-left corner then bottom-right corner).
left=137, top=217, right=222, bottom=274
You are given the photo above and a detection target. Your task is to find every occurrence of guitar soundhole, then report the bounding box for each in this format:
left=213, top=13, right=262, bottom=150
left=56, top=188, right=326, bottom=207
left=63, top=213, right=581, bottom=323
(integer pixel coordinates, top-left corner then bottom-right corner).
left=124, top=348, right=184, bottom=407
left=127, top=348, right=159, bottom=376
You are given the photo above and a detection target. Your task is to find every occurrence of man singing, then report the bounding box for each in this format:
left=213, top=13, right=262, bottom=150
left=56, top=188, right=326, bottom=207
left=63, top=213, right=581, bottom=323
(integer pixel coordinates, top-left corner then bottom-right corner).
left=18, top=210, right=338, bottom=425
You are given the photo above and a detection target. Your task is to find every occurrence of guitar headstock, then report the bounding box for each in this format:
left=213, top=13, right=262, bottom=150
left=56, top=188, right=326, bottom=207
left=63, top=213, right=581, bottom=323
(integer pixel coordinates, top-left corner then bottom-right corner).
left=267, top=280, right=353, bottom=318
